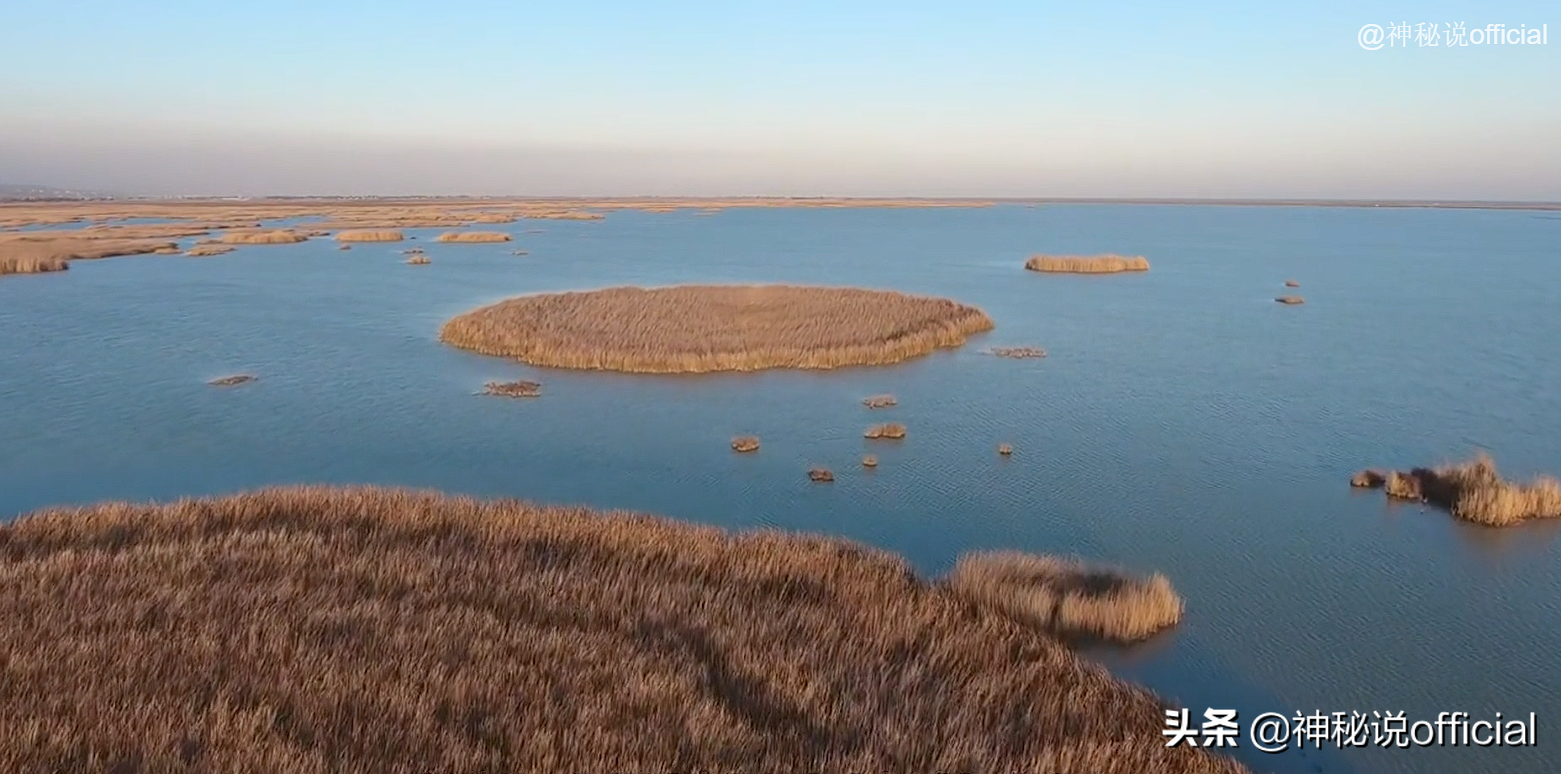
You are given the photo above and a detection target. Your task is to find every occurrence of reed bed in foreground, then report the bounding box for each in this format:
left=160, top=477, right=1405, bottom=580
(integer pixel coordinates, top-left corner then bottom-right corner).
left=435, top=231, right=512, bottom=243
left=1363, top=453, right=1561, bottom=526
left=731, top=436, right=760, bottom=453
left=439, top=285, right=995, bottom=373
left=1025, top=255, right=1150, bottom=274
left=0, top=487, right=1242, bottom=774
left=946, top=551, right=1184, bottom=643
left=862, top=394, right=897, bottom=408
left=220, top=230, right=305, bottom=245
left=481, top=379, right=541, bottom=398
left=864, top=423, right=907, bottom=440
left=335, top=229, right=404, bottom=242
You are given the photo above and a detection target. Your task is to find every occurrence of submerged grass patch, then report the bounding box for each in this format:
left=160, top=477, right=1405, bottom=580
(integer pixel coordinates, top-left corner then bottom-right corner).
left=482, top=379, right=541, bottom=398
left=0, top=486, right=1242, bottom=774
left=946, top=551, right=1184, bottom=643
left=1025, top=255, right=1150, bottom=274
left=439, top=284, right=995, bottom=374
left=207, top=374, right=256, bottom=387
left=435, top=231, right=512, bottom=243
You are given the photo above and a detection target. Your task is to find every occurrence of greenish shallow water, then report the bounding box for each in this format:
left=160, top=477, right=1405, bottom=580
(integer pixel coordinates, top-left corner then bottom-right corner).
left=2, top=204, right=1558, bottom=774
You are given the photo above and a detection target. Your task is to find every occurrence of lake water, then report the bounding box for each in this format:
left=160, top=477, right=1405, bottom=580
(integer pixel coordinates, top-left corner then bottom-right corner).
left=2, top=204, right=1558, bottom=774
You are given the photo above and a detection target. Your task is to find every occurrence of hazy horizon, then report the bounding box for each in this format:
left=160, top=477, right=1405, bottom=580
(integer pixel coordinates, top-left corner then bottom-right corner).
left=4, top=0, right=1557, bottom=198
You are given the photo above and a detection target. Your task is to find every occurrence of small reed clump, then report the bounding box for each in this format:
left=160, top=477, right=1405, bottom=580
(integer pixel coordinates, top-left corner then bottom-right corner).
left=989, top=347, right=1047, bottom=359
left=436, top=231, right=513, bottom=243
left=1275, top=296, right=1305, bottom=305
left=338, top=244, right=352, bottom=250
left=185, top=245, right=235, bottom=257
left=221, top=230, right=306, bottom=245
left=439, top=285, right=995, bottom=374
left=946, top=551, right=1184, bottom=643
left=0, top=255, right=70, bottom=275
left=1285, top=280, right=1301, bottom=288
left=864, top=423, right=907, bottom=440
left=1350, top=469, right=1386, bottom=488
left=1364, top=453, right=1561, bottom=526
left=1024, top=255, right=1150, bottom=274
left=482, top=380, right=541, bottom=398
left=861, top=455, right=878, bottom=468
left=336, top=229, right=405, bottom=243
left=862, top=394, right=897, bottom=409
left=406, top=254, right=432, bottom=265
left=208, top=374, right=256, bottom=387
left=808, top=467, right=835, bottom=482
left=998, top=443, right=1013, bottom=456
left=1384, top=471, right=1422, bottom=500
left=731, top=436, right=760, bottom=453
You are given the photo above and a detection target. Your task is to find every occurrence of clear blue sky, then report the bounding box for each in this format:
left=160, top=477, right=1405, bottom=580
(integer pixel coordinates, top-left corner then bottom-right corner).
left=2, top=0, right=1556, bottom=197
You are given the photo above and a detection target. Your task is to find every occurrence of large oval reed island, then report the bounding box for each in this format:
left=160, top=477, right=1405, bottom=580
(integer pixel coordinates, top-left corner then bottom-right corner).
left=0, top=487, right=1244, bottom=774
left=439, top=284, right=996, bottom=373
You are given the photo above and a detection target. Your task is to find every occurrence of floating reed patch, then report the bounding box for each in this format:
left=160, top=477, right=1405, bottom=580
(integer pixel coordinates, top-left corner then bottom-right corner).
left=335, top=229, right=404, bottom=243
left=482, top=379, right=541, bottom=398
left=731, top=436, right=760, bottom=453
left=207, top=374, right=256, bottom=387
left=405, top=254, right=432, bottom=265
left=1275, top=296, right=1305, bottom=305
left=1363, top=453, right=1561, bottom=526
left=436, top=231, right=513, bottom=243
left=1350, top=469, right=1385, bottom=488
left=988, top=346, right=1048, bottom=359
left=862, top=455, right=878, bottom=468
left=221, top=230, right=306, bottom=245
left=338, top=244, right=352, bottom=250
left=1285, top=280, right=1301, bottom=288
left=439, top=285, right=996, bottom=374
left=0, top=486, right=1245, bottom=773
left=185, top=245, right=235, bottom=257
left=864, top=423, right=907, bottom=440
left=946, top=551, right=1184, bottom=643
left=862, top=394, right=897, bottom=409
left=808, top=467, right=835, bottom=482
left=999, top=443, right=1013, bottom=456
left=1025, top=255, right=1150, bottom=274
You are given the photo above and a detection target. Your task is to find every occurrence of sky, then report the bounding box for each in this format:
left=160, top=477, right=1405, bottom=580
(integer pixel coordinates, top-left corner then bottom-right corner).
left=1, top=0, right=1557, bottom=198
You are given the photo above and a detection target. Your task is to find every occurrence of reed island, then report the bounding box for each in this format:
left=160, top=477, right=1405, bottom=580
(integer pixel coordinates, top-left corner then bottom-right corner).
left=438, top=284, right=996, bottom=373
left=0, top=486, right=1240, bottom=774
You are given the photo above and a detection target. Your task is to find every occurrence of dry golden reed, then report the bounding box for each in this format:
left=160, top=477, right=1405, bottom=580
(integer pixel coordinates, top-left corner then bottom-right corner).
left=185, top=244, right=235, bottom=257
left=335, top=229, right=404, bottom=243
left=1275, top=296, right=1305, bottom=305
left=220, top=230, right=306, bottom=245
left=732, top=436, right=760, bottom=453
left=439, top=285, right=996, bottom=374
left=1025, top=255, right=1150, bottom=274
left=481, top=380, right=541, bottom=398
left=0, top=234, right=178, bottom=276
left=435, top=231, right=513, bottom=243
left=862, top=394, right=898, bottom=409
left=1350, top=469, right=1385, bottom=488
left=946, top=551, right=1184, bottom=643
left=864, top=423, right=907, bottom=440
left=1285, top=280, right=1301, bottom=288
left=0, top=487, right=1242, bottom=774
left=1373, top=453, right=1561, bottom=526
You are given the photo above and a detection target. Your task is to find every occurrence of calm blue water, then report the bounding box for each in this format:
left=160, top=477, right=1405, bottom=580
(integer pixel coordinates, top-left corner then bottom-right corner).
left=2, top=204, right=1558, bottom=774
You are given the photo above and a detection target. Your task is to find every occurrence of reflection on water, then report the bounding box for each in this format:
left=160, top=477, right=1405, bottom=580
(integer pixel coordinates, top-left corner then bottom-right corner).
left=1, top=204, right=1558, bottom=774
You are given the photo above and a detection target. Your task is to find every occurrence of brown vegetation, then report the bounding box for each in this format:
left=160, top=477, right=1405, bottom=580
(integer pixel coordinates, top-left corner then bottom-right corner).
left=946, top=551, right=1184, bottom=643
left=0, top=486, right=1242, bottom=774
left=808, top=467, right=835, bottom=482
left=862, top=394, right=897, bottom=409
left=989, top=346, right=1048, bottom=359
left=185, top=245, right=235, bottom=257
left=1364, top=453, right=1561, bottom=526
left=0, top=232, right=179, bottom=276
left=1275, top=296, right=1305, bottom=305
left=335, top=229, right=404, bottom=243
left=731, top=436, right=760, bottom=453
left=481, top=380, right=541, bottom=398
left=1285, top=280, right=1301, bottom=288
left=439, top=285, right=995, bottom=374
left=1350, top=469, right=1385, bottom=488
left=207, top=374, right=256, bottom=387
left=436, top=231, right=513, bottom=243
left=1025, top=255, right=1150, bottom=274
left=999, top=443, right=1014, bottom=456
left=864, top=423, right=907, bottom=440
left=862, top=455, right=878, bottom=468
left=405, top=254, right=432, bottom=265
left=220, top=230, right=306, bottom=245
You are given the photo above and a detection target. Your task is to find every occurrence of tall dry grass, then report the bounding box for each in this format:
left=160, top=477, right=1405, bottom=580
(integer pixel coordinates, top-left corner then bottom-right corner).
left=220, top=230, right=306, bottom=245
left=1025, top=255, right=1150, bottom=274
left=0, top=487, right=1243, bottom=774
left=0, top=235, right=177, bottom=276
left=435, top=231, right=512, bottom=243
left=439, top=285, right=995, bottom=374
left=946, top=551, right=1184, bottom=643
left=0, top=254, right=69, bottom=275
left=335, top=229, right=404, bottom=243
left=1408, top=453, right=1561, bottom=526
